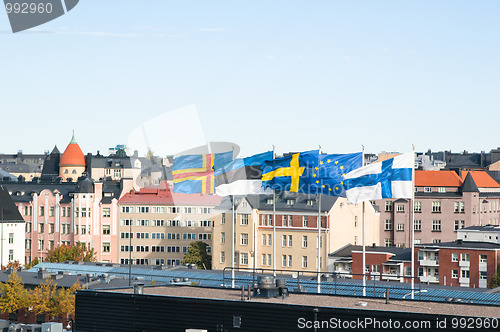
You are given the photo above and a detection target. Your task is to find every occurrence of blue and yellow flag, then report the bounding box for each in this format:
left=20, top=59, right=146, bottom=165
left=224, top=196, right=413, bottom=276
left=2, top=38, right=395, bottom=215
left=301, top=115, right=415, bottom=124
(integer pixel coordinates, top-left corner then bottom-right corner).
left=173, top=151, right=233, bottom=194
left=261, top=150, right=362, bottom=195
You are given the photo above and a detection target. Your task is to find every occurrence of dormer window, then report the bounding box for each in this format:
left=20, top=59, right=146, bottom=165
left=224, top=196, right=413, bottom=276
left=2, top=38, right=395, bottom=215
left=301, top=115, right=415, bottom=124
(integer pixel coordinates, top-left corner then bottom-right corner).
left=266, top=198, right=273, bottom=205
left=424, top=187, right=432, bottom=193
left=306, top=199, right=315, bottom=207
left=286, top=199, right=295, bottom=206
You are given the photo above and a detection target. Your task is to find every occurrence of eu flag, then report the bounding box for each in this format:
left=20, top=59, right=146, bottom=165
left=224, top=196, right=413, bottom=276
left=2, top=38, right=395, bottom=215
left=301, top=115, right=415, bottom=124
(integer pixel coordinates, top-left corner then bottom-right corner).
left=173, top=151, right=233, bottom=194
left=261, top=150, right=362, bottom=195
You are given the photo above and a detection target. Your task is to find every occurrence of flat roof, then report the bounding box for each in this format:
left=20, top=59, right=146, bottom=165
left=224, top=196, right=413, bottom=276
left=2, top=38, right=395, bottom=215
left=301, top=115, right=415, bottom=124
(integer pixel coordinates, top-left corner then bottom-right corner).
left=102, top=285, right=500, bottom=318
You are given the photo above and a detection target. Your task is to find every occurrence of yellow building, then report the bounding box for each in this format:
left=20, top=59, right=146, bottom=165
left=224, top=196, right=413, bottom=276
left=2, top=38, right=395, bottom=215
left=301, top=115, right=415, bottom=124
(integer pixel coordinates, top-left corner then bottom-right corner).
left=212, top=193, right=380, bottom=274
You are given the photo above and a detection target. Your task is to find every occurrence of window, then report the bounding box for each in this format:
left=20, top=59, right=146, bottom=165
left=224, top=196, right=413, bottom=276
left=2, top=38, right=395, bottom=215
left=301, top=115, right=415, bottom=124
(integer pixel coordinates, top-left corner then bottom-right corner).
left=396, top=223, right=405, bottom=231
left=452, top=253, right=458, bottom=262
left=120, top=219, right=133, bottom=226
left=182, top=233, right=196, bottom=240
left=288, top=255, right=292, bottom=267
left=102, top=208, right=110, bottom=217
left=384, top=219, right=393, bottom=231
left=167, top=233, right=181, bottom=240
left=199, top=207, right=212, bottom=214
left=282, top=235, right=287, bottom=247
left=121, top=206, right=133, bottom=213
left=266, top=198, right=273, bottom=205
left=460, top=253, right=470, bottom=262
left=414, top=239, right=421, bottom=244
left=240, top=252, right=248, bottom=265
left=432, top=201, right=441, bottom=213
left=268, top=215, right=273, bottom=226
left=438, top=187, right=446, bottom=193
left=49, top=223, right=54, bottom=234
left=480, top=271, right=487, bottom=280
left=288, top=235, right=292, bottom=247
left=168, top=207, right=180, bottom=213
left=25, top=222, right=32, bottom=233
left=220, top=252, right=225, bottom=263
left=136, top=206, right=150, bottom=213
left=153, top=219, right=165, bottom=227
left=452, top=270, right=458, bottom=278
left=414, top=201, right=421, bottom=213
left=136, top=219, right=150, bottom=226
left=302, top=256, right=308, bottom=268
left=39, top=206, right=44, bottom=216
left=404, top=266, right=411, bottom=276
left=120, top=232, right=133, bottom=239
left=432, top=239, right=441, bottom=244
left=302, top=236, right=308, bottom=248
left=261, top=234, right=266, bottom=246
left=8, top=249, right=13, bottom=261
left=49, top=206, right=55, bottom=217
left=241, top=214, right=249, bottom=225
left=267, top=234, right=272, bottom=246
left=282, top=255, right=287, bottom=267
left=286, top=199, right=295, bottom=206
left=81, top=226, right=87, bottom=235
left=261, top=254, right=267, bottom=265
left=306, top=199, right=315, bottom=207
left=424, top=187, right=432, bottom=193
left=25, top=239, right=31, bottom=250
left=167, top=246, right=180, bottom=253
left=102, top=243, right=110, bottom=253
left=39, top=223, right=44, bottom=234
left=152, top=246, right=165, bottom=252
left=136, top=245, right=149, bottom=252
left=151, top=206, right=165, bottom=213
left=372, top=265, right=380, bottom=273
left=396, top=204, right=405, bottom=212
left=221, top=232, right=226, bottom=244
left=199, top=220, right=212, bottom=227
left=241, top=233, right=248, bottom=245
left=167, top=220, right=179, bottom=227
left=384, top=239, right=393, bottom=247
left=480, top=255, right=487, bottom=263
left=183, top=220, right=196, bottom=227
left=432, top=220, right=441, bottom=232
left=267, top=254, right=272, bottom=266
left=385, top=201, right=393, bottom=212
left=414, top=220, right=422, bottom=231
left=221, top=213, right=226, bottom=224
left=198, top=233, right=211, bottom=240
left=461, top=270, right=470, bottom=278
left=354, top=216, right=358, bottom=228
left=183, top=207, right=195, bottom=214
left=8, top=233, right=13, bottom=244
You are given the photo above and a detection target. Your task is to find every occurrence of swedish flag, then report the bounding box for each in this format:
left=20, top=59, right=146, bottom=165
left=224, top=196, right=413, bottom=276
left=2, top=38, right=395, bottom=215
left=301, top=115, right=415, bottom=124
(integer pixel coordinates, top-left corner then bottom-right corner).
left=261, top=150, right=362, bottom=195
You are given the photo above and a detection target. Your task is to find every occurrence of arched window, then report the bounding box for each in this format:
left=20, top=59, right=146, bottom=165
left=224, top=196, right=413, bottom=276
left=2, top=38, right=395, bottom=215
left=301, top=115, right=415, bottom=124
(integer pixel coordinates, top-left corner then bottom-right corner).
left=72, top=170, right=77, bottom=174
left=64, top=169, right=68, bottom=174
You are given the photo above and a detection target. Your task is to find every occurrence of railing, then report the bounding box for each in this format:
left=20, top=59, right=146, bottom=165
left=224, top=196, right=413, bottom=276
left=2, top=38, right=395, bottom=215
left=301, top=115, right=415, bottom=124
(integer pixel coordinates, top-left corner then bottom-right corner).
left=222, top=266, right=425, bottom=300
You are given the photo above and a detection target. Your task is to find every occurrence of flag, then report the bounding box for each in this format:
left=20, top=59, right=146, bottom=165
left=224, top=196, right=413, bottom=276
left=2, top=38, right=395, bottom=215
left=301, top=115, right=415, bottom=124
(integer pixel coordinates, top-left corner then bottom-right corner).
left=172, top=151, right=233, bottom=194
left=303, top=152, right=363, bottom=196
left=214, top=151, right=273, bottom=196
left=343, top=152, right=414, bottom=204
left=261, top=150, right=318, bottom=193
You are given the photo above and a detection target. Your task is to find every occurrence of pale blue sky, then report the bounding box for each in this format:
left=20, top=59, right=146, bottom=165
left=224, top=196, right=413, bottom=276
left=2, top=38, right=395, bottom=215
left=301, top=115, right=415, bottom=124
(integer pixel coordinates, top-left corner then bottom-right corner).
left=0, top=1, right=499, bottom=157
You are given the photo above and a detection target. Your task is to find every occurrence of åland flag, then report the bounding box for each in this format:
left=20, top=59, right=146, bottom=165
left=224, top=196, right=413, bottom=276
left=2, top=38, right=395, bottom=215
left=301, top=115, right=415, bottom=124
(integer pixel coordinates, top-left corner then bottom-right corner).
left=261, top=150, right=362, bottom=194
left=214, top=151, right=273, bottom=196
left=173, top=151, right=233, bottom=194
left=343, top=152, right=414, bottom=204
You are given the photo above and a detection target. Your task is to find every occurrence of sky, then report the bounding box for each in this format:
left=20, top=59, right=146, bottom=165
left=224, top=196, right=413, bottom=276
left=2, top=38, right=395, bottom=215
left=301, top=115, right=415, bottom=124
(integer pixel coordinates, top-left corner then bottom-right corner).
left=0, top=1, right=499, bottom=158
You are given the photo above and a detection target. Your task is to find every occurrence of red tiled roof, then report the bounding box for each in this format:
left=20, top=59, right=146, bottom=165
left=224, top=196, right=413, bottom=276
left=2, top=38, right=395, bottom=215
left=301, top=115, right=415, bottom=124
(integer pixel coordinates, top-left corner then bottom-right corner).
left=461, top=171, right=500, bottom=188
left=118, top=182, right=221, bottom=205
left=415, top=170, right=463, bottom=187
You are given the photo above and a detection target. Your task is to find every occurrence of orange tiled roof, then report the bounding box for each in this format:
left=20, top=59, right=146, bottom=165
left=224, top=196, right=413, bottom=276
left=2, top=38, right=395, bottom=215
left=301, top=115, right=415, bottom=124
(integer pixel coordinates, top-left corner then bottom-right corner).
left=415, top=170, right=463, bottom=187
left=60, top=143, right=86, bottom=166
left=461, top=171, right=500, bottom=188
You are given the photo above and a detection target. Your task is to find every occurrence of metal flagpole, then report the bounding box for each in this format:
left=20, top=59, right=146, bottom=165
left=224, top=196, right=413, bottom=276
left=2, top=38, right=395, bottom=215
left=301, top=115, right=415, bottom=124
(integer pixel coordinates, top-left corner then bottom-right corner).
left=411, top=145, right=416, bottom=299
left=317, top=145, right=322, bottom=293
left=362, top=145, right=366, bottom=297
left=272, top=145, right=277, bottom=277
left=231, top=195, right=235, bottom=288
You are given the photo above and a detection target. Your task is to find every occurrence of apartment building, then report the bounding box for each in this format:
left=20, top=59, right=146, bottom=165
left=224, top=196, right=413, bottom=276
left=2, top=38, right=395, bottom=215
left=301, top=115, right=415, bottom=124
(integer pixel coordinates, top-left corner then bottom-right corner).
left=117, top=183, right=220, bottom=266
left=212, top=193, right=380, bottom=273
left=377, top=170, right=500, bottom=248
left=0, top=186, right=25, bottom=265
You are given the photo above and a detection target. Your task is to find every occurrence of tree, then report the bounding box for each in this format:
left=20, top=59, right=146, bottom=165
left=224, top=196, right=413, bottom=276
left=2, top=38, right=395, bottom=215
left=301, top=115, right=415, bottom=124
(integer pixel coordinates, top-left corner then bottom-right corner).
left=30, top=280, right=59, bottom=317
left=181, top=241, right=211, bottom=269
left=25, top=257, right=40, bottom=270
left=489, top=265, right=500, bottom=289
left=6, top=261, right=21, bottom=270
left=46, top=243, right=96, bottom=263
left=54, top=283, right=81, bottom=318
left=0, top=271, right=30, bottom=314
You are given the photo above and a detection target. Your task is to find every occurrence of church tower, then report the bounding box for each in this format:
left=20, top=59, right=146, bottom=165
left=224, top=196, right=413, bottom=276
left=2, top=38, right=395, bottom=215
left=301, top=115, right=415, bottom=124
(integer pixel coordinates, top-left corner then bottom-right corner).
left=59, top=131, right=86, bottom=181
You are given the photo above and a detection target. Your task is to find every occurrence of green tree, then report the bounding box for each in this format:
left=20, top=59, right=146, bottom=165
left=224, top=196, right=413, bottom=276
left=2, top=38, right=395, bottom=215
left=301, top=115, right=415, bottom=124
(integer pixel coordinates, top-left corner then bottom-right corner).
left=181, top=241, right=212, bottom=269
left=489, top=265, right=500, bottom=289
left=25, top=257, right=40, bottom=270
left=46, top=243, right=96, bottom=263
left=0, top=271, right=30, bottom=314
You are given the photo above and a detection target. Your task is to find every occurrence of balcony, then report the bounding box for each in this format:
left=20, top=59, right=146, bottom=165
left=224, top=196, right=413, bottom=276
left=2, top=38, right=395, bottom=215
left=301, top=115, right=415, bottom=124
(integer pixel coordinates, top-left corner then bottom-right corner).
left=479, top=279, right=487, bottom=288
left=479, top=262, right=487, bottom=271
left=459, top=261, right=470, bottom=268
left=419, top=275, right=439, bottom=283
left=459, top=277, right=470, bottom=286
left=419, top=259, right=439, bottom=267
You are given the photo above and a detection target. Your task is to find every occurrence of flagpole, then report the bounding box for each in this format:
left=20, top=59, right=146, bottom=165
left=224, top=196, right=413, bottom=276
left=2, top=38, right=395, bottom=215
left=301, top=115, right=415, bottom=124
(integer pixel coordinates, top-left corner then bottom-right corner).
left=231, top=195, right=235, bottom=288
left=317, top=145, right=322, bottom=294
left=272, top=145, right=277, bottom=277
left=362, top=145, right=366, bottom=297
left=411, top=145, right=416, bottom=299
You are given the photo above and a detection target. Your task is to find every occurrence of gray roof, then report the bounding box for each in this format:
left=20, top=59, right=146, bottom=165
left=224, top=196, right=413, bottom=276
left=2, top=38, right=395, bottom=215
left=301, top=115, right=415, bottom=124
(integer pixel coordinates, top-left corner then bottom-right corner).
left=329, top=244, right=410, bottom=258
left=460, top=225, right=500, bottom=232
left=0, top=186, right=24, bottom=221
left=418, top=241, right=500, bottom=250
left=461, top=172, right=479, bottom=192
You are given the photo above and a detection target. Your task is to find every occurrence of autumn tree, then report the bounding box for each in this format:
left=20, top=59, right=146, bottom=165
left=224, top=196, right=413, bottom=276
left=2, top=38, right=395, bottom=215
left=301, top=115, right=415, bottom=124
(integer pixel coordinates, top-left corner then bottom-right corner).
left=0, top=271, right=30, bottom=314
left=6, top=261, right=21, bottom=270
left=181, top=241, right=211, bottom=269
left=30, top=280, right=59, bottom=317
left=54, top=283, right=81, bottom=318
left=46, top=243, right=96, bottom=263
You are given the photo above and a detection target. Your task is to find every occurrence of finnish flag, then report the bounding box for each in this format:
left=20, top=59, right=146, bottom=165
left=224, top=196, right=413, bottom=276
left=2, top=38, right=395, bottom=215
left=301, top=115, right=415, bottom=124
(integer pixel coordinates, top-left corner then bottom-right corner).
left=343, top=152, right=414, bottom=204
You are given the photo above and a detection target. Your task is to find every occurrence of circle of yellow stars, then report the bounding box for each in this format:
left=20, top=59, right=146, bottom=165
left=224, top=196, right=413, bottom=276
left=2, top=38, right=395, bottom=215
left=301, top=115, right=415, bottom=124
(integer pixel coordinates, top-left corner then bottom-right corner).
left=312, top=158, right=346, bottom=192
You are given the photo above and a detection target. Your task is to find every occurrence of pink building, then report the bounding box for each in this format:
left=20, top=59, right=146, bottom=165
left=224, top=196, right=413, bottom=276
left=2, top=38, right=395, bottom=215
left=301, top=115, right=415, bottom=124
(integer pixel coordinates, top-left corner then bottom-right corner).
left=377, top=170, right=500, bottom=248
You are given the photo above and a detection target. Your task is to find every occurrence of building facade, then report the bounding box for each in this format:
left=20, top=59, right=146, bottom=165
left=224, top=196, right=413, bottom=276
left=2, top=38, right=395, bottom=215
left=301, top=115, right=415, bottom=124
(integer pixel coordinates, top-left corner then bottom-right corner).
left=117, top=183, right=220, bottom=266
left=377, top=170, right=500, bottom=248
left=212, top=193, right=380, bottom=274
